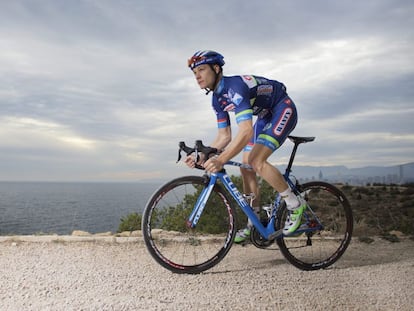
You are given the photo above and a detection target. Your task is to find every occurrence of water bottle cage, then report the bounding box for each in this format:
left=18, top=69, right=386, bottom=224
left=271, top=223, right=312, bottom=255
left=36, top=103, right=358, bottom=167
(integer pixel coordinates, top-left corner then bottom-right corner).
left=242, top=193, right=256, bottom=206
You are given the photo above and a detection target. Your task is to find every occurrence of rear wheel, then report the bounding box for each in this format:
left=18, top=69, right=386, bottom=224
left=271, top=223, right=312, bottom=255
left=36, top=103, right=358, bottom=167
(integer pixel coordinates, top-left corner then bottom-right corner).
left=276, top=182, right=353, bottom=270
left=142, top=176, right=236, bottom=274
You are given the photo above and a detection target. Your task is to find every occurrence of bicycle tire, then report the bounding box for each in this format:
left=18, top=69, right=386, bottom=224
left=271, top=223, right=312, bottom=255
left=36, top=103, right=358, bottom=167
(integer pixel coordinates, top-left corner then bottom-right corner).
left=142, top=175, right=236, bottom=274
left=276, top=181, right=353, bottom=270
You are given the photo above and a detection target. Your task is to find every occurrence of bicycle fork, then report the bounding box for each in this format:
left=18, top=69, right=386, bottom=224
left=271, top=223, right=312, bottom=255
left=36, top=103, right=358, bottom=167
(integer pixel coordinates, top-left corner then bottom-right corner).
left=186, top=177, right=215, bottom=228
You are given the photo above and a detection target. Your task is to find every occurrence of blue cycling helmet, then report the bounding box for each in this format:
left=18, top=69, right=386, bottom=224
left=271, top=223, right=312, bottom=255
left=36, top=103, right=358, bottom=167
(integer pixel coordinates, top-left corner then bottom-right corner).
left=188, top=50, right=225, bottom=70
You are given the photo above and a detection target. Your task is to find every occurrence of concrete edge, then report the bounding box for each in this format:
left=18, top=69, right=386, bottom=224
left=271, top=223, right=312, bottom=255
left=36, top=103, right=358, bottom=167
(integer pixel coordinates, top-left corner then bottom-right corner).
left=0, top=233, right=144, bottom=244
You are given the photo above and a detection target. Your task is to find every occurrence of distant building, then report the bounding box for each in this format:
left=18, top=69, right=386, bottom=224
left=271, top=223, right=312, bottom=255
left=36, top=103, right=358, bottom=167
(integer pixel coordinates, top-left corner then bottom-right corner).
left=399, top=165, right=404, bottom=184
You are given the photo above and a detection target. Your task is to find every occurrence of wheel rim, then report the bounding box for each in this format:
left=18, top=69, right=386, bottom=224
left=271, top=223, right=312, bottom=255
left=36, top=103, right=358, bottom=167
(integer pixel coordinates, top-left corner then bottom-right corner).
left=143, top=177, right=235, bottom=273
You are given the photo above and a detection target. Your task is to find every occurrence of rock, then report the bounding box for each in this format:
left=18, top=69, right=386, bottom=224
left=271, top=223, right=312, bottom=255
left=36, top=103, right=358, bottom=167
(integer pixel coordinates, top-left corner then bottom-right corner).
left=93, top=231, right=113, bottom=236
left=389, top=230, right=404, bottom=238
left=71, top=230, right=91, bottom=236
left=116, top=230, right=141, bottom=237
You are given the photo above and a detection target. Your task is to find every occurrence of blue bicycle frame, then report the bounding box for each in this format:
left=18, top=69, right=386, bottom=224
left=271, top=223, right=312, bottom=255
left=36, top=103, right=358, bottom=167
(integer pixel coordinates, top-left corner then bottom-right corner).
left=186, top=161, right=282, bottom=240
left=186, top=160, right=323, bottom=241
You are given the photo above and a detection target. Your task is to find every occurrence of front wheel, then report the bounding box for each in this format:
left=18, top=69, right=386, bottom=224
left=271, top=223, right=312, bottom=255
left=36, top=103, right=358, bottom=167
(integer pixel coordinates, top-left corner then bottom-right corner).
left=142, top=176, right=236, bottom=274
left=276, top=181, right=353, bottom=270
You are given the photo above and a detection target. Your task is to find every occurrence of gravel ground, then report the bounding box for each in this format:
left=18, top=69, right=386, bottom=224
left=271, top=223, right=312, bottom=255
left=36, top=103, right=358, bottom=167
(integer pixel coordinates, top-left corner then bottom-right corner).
left=0, top=235, right=413, bottom=311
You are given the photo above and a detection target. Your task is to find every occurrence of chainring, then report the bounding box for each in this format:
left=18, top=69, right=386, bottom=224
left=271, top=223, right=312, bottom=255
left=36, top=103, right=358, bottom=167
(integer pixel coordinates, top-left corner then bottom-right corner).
left=250, top=225, right=275, bottom=248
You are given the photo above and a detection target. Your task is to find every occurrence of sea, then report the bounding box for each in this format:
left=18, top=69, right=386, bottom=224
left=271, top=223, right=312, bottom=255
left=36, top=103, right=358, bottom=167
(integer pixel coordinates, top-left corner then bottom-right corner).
left=0, top=181, right=160, bottom=235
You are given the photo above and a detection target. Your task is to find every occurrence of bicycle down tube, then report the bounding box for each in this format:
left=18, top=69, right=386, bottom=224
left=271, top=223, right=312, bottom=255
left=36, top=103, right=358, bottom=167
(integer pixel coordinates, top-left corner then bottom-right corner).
left=188, top=161, right=324, bottom=241
left=187, top=170, right=277, bottom=240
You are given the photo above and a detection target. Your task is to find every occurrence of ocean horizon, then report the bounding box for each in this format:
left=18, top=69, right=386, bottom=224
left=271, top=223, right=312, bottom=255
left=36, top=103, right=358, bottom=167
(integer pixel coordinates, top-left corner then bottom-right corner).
left=0, top=181, right=160, bottom=235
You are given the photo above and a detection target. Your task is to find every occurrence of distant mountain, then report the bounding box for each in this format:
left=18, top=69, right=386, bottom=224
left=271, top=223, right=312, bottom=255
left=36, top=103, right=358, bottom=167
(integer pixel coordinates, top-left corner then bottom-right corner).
left=275, top=162, right=414, bottom=184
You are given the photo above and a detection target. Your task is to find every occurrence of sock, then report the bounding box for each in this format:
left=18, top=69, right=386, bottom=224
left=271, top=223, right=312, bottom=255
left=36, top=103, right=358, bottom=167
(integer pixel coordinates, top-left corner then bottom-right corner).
left=280, top=188, right=300, bottom=210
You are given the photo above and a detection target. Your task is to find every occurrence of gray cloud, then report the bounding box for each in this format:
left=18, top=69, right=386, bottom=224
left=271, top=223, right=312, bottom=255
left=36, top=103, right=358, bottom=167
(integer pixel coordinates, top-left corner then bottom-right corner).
left=0, top=0, right=413, bottom=181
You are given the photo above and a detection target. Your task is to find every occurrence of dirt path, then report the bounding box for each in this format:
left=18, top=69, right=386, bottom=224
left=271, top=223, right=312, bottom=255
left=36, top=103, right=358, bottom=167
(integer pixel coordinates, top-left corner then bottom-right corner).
left=0, top=236, right=413, bottom=310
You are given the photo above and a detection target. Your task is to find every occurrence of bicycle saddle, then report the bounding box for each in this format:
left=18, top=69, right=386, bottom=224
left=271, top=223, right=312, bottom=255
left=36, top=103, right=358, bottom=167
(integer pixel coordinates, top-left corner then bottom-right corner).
left=288, top=136, right=315, bottom=144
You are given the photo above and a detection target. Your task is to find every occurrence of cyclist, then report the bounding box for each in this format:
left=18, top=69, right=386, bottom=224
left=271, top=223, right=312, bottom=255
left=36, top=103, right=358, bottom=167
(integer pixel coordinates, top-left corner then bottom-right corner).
left=185, top=50, right=306, bottom=243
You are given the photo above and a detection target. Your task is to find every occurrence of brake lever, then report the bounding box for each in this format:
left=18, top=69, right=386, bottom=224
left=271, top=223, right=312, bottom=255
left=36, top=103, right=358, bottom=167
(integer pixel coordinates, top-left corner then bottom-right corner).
left=177, top=140, right=218, bottom=170
left=177, top=149, right=182, bottom=163
left=177, top=141, right=196, bottom=163
left=195, top=140, right=218, bottom=159
left=177, top=141, right=185, bottom=163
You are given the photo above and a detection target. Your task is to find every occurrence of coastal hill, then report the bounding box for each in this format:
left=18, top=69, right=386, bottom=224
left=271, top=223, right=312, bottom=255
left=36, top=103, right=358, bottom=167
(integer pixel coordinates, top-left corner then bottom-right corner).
left=277, top=162, right=414, bottom=185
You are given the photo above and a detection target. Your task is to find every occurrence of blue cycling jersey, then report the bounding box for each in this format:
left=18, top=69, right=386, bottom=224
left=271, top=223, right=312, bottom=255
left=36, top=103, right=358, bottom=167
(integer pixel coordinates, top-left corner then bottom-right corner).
left=212, top=74, right=297, bottom=151
left=212, top=75, right=287, bottom=128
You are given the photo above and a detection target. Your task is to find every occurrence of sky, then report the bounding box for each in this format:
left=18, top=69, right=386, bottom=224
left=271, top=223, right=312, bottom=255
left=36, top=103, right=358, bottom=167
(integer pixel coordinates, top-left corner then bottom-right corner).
left=0, top=0, right=413, bottom=182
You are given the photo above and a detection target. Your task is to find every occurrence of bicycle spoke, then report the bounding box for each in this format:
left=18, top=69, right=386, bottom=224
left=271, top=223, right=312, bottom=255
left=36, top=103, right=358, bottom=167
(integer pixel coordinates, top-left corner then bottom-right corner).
left=142, top=176, right=235, bottom=274
left=277, top=182, right=353, bottom=270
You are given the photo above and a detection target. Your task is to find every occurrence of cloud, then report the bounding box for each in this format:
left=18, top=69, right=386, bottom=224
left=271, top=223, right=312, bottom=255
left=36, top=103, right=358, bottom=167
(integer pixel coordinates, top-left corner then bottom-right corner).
left=0, top=0, right=413, bottom=181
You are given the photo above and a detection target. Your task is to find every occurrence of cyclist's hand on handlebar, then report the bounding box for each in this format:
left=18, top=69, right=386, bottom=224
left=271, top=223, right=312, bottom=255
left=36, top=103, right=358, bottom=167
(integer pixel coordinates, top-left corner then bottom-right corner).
left=184, top=155, right=195, bottom=168
left=204, top=157, right=223, bottom=173
left=184, top=153, right=205, bottom=169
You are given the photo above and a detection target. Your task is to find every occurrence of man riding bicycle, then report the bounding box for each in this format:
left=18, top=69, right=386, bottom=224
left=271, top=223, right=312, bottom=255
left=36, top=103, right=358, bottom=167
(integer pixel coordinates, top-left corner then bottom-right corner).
left=185, top=50, right=306, bottom=242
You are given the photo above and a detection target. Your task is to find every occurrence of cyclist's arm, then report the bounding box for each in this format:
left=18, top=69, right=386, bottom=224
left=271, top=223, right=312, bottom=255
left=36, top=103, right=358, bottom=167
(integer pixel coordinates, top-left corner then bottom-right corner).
left=215, top=119, right=253, bottom=165
left=210, top=126, right=232, bottom=150
left=207, top=80, right=254, bottom=166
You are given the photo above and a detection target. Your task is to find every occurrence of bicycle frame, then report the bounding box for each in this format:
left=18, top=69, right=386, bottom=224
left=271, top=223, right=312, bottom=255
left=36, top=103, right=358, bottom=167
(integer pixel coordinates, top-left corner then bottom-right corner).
left=187, top=163, right=322, bottom=241
left=187, top=168, right=279, bottom=240
left=185, top=135, right=322, bottom=241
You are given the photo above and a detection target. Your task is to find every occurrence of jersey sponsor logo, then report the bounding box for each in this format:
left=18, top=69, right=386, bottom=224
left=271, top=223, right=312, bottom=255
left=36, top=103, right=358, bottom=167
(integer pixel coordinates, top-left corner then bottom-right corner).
left=257, top=85, right=273, bottom=96
left=219, top=97, right=235, bottom=112
left=231, top=92, right=243, bottom=105
left=241, top=75, right=257, bottom=88
left=273, top=108, right=293, bottom=136
left=263, top=122, right=272, bottom=131
left=228, top=88, right=243, bottom=105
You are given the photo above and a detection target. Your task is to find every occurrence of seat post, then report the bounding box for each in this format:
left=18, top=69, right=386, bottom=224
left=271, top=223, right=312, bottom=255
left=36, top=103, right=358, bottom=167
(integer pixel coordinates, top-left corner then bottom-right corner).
left=284, top=136, right=315, bottom=176
left=285, top=142, right=300, bottom=175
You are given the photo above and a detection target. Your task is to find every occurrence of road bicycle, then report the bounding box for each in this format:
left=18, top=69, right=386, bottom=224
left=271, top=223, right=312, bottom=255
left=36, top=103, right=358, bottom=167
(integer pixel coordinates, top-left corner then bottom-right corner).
left=142, top=136, right=353, bottom=274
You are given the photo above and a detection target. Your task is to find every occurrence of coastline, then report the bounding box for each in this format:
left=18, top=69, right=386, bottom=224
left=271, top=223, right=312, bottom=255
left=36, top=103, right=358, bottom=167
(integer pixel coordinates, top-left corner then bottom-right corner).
left=0, top=230, right=143, bottom=244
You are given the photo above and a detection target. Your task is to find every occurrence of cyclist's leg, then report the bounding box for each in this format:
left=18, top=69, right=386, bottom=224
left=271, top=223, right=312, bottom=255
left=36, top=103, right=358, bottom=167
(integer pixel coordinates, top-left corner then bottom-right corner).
left=248, top=97, right=297, bottom=193
left=234, top=132, right=260, bottom=243
left=248, top=144, right=286, bottom=191
left=248, top=97, right=305, bottom=234
left=249, top=146, right=305, bottom=236
left=240, top=151, right=260, bottom=210
left=241, top=119, right=262, bottom=211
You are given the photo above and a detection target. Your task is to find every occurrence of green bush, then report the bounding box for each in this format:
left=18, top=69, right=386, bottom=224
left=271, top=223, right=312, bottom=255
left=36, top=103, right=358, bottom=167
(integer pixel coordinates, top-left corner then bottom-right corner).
left=117, top=174, right=279, bottom=234
left=117, top=212, right=142, bottom=233
left=119, top=178, right=414, bottom=236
